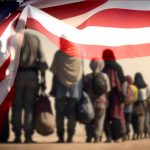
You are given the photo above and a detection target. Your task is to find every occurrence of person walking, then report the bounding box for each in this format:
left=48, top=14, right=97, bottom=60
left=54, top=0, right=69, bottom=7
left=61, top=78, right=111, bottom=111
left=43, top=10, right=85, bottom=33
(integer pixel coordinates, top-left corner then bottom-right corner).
left=11, top=30, right=48, bottom=143
left=102, top=49, right=126, bottom=143
left=50, top=48, right=82, bottom=143
left=132, top=72, right=149, bottom=139
left=84, top=59, right=110, bottom=143
left=124, top=75, right=138, bottom=140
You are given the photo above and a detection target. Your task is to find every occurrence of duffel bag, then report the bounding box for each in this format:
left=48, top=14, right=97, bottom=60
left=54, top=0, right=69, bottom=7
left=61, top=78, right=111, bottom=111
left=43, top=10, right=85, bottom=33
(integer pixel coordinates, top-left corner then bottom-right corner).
left=76, top=91, right=95, bottom=124
left=34, top=93, right=55, bottom=136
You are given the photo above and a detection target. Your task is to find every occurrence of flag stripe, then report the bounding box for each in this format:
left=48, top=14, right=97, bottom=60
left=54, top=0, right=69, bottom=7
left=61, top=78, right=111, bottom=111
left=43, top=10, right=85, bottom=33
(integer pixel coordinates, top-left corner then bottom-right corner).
left=20, top=0, right=86, bottom=9
left=26, top=6, right=150, bottom=47
left=41, top=0, right=107, bottom=20
left=27, top=17, right=150, bottom=60
left=0, top=15, right=19, bottom=68
left=0, top=86, right=15, bottom=133
left=0, top=11, right=19, bottom=36
left=63, top=0, right=150, bottom=27
left=0, top=56, right=10, bottom=82
left=78, top=9, right=150, bottom=29
left=0, top=13, right=25, bottom=104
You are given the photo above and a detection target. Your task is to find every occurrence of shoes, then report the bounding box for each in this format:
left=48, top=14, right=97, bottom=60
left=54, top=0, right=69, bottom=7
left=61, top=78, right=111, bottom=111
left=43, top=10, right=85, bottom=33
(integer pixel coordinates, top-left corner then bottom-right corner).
left=56, top=139, right=65, bottom=143
left=66, top=138, right=73, bottom=143
left=104, top=139, right=112, bottom=143
left=94, top=138, right=100, bottom=143
left=13, top=137, right=21, bottom=143
left=86, top=137, right=92, bottom=143
left=24, top=138, right=36, bottom=143
left=66, top=134, right=73, bottom=143
left=114, top=138, right=122, bottom=143
left=0, top=140, right=8, bottom=143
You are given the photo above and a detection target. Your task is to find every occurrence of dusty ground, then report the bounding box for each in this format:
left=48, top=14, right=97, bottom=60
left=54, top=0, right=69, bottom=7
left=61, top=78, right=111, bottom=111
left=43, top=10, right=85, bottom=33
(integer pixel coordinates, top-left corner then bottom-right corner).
left=1, top=108, right=150, bottom=150
left=0, top=139, right=150, bottom=150
left=1, top=132, right=150, bottom=150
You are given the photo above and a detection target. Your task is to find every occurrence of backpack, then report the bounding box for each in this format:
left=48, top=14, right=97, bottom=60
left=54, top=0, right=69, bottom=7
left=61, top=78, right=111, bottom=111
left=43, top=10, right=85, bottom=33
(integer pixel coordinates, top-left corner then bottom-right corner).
left=92, top=73, right=107, bottom=96
left=124, top=85, right=135, bottom=105
left=76, top=91, right=95, bottom=124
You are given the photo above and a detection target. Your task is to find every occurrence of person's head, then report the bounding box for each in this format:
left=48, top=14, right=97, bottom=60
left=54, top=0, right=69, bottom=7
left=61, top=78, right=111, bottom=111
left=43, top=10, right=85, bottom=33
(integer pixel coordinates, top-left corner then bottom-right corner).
left=125, top=75, right=132, bottom=84
left=102, top=49, right=116, bottom=61
left=134, top=72, right=147, bottom=88
left=90, top=59, right=104, bottom=73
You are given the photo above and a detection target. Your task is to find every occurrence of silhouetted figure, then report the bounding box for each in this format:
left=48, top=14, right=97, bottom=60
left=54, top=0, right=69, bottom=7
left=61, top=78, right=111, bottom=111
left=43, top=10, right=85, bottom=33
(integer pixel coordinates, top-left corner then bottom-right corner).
left=102, top=49, right=126, bottom=142
left=84, top=59, right=110, bottom=143
left=132, top=72, right=149, bottom=140
left=124, top=75, right=138, bottom=140
left=50, top=40, right=82, bottom=143
left=11, top=30, right=48, bottom=143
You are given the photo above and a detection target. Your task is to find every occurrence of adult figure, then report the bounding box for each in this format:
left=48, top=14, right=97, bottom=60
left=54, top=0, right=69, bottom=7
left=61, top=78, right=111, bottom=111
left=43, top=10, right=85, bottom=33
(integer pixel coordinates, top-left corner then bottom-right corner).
left=11, top=30, right=48, bottom=143
left=50, top=45, right=82, bottom=143
left=102, top=49, right=126, bottom=142
left=132, top=72, right=149, bottom=139
left=124, top=75, right=138, bottom=140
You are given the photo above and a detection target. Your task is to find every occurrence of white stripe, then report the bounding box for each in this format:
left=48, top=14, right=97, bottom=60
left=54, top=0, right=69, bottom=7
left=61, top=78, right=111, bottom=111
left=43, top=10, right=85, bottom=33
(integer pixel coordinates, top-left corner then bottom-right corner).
left=0, top=15, right=19, bottom=67
left=0, top=7, right=27, bottom=105
left=63, top=0, right=150, bottom=27
left=20, top=0, right=84, bottom=9
left=29, top=6, right=150, bottom=46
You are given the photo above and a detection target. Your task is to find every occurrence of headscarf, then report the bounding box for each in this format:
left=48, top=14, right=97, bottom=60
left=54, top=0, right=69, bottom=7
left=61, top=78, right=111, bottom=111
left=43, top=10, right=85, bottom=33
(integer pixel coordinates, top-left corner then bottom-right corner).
left=102, top=49, right=125, bottom=84
left=134, top=72, right=147, bottom=89
left=50, top=50, right=82, bottom=88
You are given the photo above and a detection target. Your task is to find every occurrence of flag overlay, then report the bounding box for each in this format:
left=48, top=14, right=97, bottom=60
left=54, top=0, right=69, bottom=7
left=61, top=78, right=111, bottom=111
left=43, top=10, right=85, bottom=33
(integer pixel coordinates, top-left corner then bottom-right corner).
left=1, top=0, right=150, bottom=131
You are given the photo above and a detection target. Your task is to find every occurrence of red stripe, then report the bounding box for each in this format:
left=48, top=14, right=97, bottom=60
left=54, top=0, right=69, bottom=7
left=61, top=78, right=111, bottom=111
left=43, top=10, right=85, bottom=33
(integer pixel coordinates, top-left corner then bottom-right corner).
left=77, top=43, right=150, bottom=60
left=78, top=9, right=150, bottom=29
left=0, top=11, right=19, bottom=36
left=0, top=1, right=106, bottom=36
left=0, top=86, right=15, bottom=133
left=0, top=56, right=11, bottom=82
left=41, top=0, right=107, bottom=19
left=27, top=18, right=150, bottom=60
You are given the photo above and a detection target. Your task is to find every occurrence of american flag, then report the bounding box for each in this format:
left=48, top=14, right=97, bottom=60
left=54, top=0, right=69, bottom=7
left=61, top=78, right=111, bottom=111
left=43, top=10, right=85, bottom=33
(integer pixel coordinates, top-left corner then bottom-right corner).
left=0, top=0, right=150, bottom=130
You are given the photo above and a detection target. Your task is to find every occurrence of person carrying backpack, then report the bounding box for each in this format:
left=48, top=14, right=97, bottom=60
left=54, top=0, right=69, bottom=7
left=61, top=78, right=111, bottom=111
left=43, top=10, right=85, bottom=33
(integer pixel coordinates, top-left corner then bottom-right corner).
left=124, top=75, right=138, bottom=140
left=84, top=59, right=110, bottom=143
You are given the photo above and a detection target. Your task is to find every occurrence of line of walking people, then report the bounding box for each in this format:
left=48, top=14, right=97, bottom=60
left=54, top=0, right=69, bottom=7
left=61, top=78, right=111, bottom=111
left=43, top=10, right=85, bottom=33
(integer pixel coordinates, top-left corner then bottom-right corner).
left=50, top=48, right=150, bottom=143
left=0, top=28, right=150, bottom=144
left=83, top=49, right=150, bottom=143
